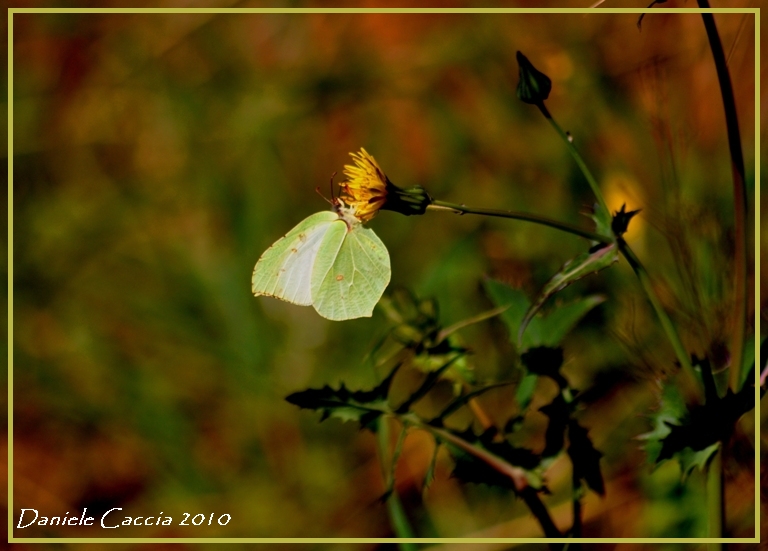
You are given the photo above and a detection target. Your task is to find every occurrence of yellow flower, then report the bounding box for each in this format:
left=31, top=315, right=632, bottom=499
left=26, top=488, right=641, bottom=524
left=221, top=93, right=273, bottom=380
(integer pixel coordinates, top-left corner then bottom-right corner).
left=340, top=148, right=432, bottom=221
left=341, top=148, right=390, bottom=222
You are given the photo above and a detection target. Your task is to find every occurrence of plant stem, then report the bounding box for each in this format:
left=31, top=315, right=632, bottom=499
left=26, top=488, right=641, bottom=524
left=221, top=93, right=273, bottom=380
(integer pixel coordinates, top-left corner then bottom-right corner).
left=536, top=103, right=611, bottom=219
left=519, top=487, right=563, bottom=542
left=698, top=0, right=749, bottom=394
left=618, top=239, right=703, bottom=402
left=535, top=102, right=702, bottom=402
left=572, top=476, right=582, bottom=538
left=411, top=418, right=562, bottom=538
left=377, top=418, right=418, bottom=548
left=706, top=446, right=724, bottom=547
left=427, top=201, right=612, bottom=244
left=387, top=494, right=417, bottom=549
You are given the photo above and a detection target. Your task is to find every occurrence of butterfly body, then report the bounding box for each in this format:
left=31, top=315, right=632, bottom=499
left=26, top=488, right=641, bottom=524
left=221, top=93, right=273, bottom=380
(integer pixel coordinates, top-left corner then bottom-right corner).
left=252, top=202, right=391, bottom=320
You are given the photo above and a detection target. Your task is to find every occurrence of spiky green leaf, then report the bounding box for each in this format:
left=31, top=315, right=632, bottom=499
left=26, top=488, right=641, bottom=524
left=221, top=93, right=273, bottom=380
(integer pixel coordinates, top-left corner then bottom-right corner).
left=285, top=363, right=400, bottom=430
left=484, top=280, right=605, bottom=352
left=519, top=243, right=618, bottom=345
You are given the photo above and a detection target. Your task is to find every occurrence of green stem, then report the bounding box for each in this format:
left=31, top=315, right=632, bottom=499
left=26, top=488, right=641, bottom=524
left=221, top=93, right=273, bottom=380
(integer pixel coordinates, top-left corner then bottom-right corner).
left=706, top=446, right=724, bottom=545
left=387, top=494, right=417, bottom=549
left=537, top=103, right=611, bottom=219
left=698, top=0, right=749, bottom=394
left=536, top=102, right=702, bottom=402
left=618, top=239, right=703, bottom=401
left=377, top=418, right=418, bottom=548
left=427, top=201, right=612, bottom=244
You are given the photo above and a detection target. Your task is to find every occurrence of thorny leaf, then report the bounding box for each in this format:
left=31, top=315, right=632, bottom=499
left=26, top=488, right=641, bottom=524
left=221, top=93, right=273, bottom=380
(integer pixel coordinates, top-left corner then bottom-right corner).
left=568, top=420, right=605, bottom=495
left=285, top=363, right=401, bottom=430
left=639, top=372, right=755, bottom=477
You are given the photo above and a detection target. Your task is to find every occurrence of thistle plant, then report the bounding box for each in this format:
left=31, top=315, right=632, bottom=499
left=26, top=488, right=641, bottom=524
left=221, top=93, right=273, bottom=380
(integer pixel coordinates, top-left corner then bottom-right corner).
left=256, top=13, right=756, bottom=544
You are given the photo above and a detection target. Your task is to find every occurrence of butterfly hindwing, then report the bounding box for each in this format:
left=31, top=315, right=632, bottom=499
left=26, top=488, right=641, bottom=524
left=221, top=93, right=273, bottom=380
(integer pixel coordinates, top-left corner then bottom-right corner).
left=251, top=211, right=338, bottom=305
left=311, top=223, right=391, bottom=321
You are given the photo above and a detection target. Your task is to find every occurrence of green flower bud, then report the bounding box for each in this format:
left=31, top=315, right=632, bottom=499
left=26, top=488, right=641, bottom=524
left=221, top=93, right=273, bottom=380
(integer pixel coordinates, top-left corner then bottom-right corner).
left=381, top=184, right=433, bottom=217
left=516, top=51, right=552, bottom=105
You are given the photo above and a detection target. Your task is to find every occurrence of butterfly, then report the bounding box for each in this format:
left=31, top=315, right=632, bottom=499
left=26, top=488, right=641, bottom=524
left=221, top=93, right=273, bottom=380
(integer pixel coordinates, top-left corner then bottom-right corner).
left=251, top=200, right=391, bottom=321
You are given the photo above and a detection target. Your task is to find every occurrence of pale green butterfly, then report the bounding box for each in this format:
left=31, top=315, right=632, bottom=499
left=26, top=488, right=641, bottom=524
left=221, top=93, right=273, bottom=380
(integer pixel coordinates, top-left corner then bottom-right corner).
left=251, top=199, right=391, bottom=321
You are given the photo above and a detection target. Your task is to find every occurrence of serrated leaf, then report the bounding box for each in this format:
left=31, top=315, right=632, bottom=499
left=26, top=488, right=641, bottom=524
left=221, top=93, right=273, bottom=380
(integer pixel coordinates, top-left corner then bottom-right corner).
left=484, top=280, right=529, bottom=344
left=531, top=295, right=606, bottom=347
left=485, top=280, right=603, bottom=411
left=519, top=243, right=618, bottom=346
left=539, top=393, right=569, bottom=458
left=286, top=363, right=400, bottom=430
left=657, top=389, right=753, bottom=466
left=640, top=377, right=754, bottom=475
left=484, top=280, right=605, bottom=351
left=567, top=420, right=604, bottom=495
left=637, top=383, right=686, bottom=466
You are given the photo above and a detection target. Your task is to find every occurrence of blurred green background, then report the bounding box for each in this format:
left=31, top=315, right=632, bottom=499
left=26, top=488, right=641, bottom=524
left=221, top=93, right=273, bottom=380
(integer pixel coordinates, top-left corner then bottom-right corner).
left=7, top=2, right=761, bottom=546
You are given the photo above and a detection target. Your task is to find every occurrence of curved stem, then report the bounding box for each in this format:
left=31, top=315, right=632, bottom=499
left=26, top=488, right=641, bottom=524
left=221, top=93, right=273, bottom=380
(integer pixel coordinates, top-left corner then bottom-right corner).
left=618, top=239, right=703, bottom=403
left=427, top=200, right=612, bottom=244
left=698, top=0, right=749, bottom=394
left=537, top=103, right=611, bottom=219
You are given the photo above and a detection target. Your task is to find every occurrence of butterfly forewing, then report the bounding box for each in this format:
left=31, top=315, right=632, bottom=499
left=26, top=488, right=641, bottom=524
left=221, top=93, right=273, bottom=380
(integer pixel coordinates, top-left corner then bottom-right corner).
left=311, top=223, right=391, bottom=321
left=251, top=211, right=338, bottom=305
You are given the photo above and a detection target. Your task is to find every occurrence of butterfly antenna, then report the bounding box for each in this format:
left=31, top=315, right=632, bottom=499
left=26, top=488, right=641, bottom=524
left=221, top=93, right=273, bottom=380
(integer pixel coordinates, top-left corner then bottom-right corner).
left=315, top=172, right=339, bottom=206
left=329, top=171, right=337, bottom=201
left=315, top=186, right=333, bottom=205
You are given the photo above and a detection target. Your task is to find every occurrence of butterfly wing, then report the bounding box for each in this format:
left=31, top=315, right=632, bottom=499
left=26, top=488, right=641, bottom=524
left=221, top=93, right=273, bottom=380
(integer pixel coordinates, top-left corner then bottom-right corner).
left=252, top=211, right=338, bottom=305
left=311, top=222, right=391, bottom=321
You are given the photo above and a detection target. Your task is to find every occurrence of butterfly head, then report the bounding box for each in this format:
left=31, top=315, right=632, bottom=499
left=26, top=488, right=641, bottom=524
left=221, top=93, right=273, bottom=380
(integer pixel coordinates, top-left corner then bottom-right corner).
left=316, top=173, right=363, bottom=230
left=332, top=198, right=363, bottom=230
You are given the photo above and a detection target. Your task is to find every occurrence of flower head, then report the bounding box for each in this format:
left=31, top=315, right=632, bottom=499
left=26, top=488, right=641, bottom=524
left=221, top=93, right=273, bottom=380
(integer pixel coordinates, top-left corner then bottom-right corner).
left=341, top=148, right=390, bottom=222
left=341, top=148, right=432, bottom=222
